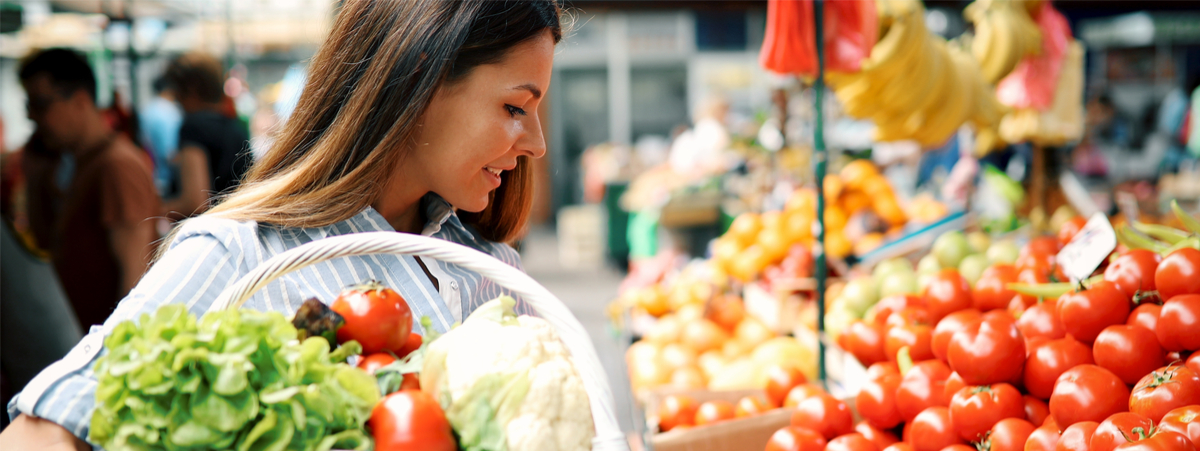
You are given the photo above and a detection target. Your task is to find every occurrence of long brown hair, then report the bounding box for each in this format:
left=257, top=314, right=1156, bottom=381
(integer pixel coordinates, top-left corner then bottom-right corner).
left=200, top=0, right=561, bottom=244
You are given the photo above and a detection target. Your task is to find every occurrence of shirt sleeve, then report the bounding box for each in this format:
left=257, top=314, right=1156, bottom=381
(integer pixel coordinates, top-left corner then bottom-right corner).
left=7, top=224, right=244, bottom=443
left=97, top=154, right=161, bottom=228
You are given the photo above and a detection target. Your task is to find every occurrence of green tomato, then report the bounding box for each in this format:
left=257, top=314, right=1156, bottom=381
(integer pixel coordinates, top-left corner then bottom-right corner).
left=958, top=254, right=990, bottom=286
left=917, top=254, right=942, bottom=275
left=872, top=258, right=914, bottom=286
left=967, top=232, right=991, bottom=254
left=986, top=240, right=1020, bottom=265
left=917, top=272, right=937, bottom=292
left=932, top=231, right=971, bottom=269
left=879, top=272, right=918, bottom=297
left=839, top=278, right=879, bottom=317
left=825, top=306, right=859, bottom=342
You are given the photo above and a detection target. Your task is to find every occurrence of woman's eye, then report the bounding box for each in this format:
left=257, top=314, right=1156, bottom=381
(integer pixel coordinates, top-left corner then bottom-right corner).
left=505, top=105, right=527, bottom=117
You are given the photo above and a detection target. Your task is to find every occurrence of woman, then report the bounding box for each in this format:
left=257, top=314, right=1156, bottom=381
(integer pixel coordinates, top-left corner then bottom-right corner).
left=0, top=0, right=560, bottom=448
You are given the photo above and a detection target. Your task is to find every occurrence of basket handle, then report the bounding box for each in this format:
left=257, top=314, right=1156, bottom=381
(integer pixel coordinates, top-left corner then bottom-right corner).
left=209, top=232, right=628, bottom=451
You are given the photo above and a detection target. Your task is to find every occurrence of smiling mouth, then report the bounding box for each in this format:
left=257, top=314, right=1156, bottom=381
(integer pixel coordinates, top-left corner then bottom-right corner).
left=485, top=167, right=503, bottom=176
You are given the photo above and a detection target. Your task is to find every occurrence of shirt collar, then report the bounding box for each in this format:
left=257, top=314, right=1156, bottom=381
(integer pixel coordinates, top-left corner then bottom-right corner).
left=322, top=192, right=456, bottom=238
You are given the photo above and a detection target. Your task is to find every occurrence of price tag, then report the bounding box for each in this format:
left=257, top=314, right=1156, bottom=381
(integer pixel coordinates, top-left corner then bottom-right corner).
left=1056, top=213, right=1117, bottom=283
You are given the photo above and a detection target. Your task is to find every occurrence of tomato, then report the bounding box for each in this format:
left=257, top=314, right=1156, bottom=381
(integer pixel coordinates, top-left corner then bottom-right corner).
left=1092, top=412, right=1155, bottom=451
left=1113, top=430, right=1197, bottom=451
left=1017, top=302, right=1067, bottom=348
left=1056, top=422, right=1099, bottom=451
left=1129, top=365, right=1200, bottom=422
left=933, top=310, right=984, bottom=364
left=867, top=362, right=900, bottom=381
left=886, top=324, right=935, bottom=363
left=873, top=295, right=927, bottom=326
left=734, top=396, right=772, bottom=418
left=947, top=312, right=1026, bottom=385
left=358, top=353, right=398, bottom=374
left=396, top=332, right=423, bottom=358
left=943, top=445, right=975, bottom=451
left=1058, top=217, right=1088, bottom=245
left=1024, top=395, right=1052, bottom=426
left=923, top=269, right=975, bottom=323
left=695, top=400, right=737, bottom=426
left=948, top=383, right=1025, bottom=441
left=1050, top=365, right=1131, bottom=425
left=766, top=426, right=828, bottom=451
left=1156, top=248, right=1200, bottom=302
left=845, top=320, right=890, bottom=366
left=1017, top=264, right=1059, bottom=304
left=896, top=360, right=953, bottom=422
left=400, top=373, right=419, bottom=391
left=944, top=372, right=967, bottom=401
left=658, top=394, right=699, bottom=432
left=1157, top=295, right=1200, bottom=352
left=1026, top=236, right=1064, bottom=259
left=331, top=281, right=414, bottom=355
left=1127, top=304, right=1163, bottom=335
left=1057, top=281, right=1131, bottom=344
left=884, top=444, right=917, bottom=451
left=1189, top=353, right=1200, bottom=375
left=1093, top=325, right=1167, bottom=385
left=767, top=365, right=809, bottom=407
left=827, top=433, right=880, bottom=451
left=785, top=384, right=828, bottom=408
left=1104, top=250, right=1162, bottom=300
left=1024, top=337, right=1095, bottom=399
left=856, top=421, right=900, bottom=450
left=974, top=264, right=1021, bottom=311
left=369, top=389, right=457, bottom=451
left=1158, top=405, right=1200, bottom=448
left=1009, top=294, right=1033, bottom=318
left=908, top=407, right=965, bottom=451
left=1026, top=423, right=1063, bottom=451
left=792, top=394, right=855, bottom=439
left=982, top=418, right=1036, bottom=451
left=886, top=307, right=933, bottom=328
left=857, top=373, right=903, bottom=429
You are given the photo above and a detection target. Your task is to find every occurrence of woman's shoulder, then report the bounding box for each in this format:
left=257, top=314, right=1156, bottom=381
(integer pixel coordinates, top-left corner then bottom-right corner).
left=437, top=216, right=523, bottom=270
left=168, top=215, right=263, bottom=258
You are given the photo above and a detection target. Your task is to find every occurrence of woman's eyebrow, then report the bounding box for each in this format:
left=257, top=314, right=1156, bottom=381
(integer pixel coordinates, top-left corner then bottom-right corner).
left=511, top=83, right=542, bottom=100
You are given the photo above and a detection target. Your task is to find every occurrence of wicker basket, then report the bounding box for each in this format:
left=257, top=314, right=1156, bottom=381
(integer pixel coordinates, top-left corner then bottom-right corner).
left=207, top=231, right=629, bottom=451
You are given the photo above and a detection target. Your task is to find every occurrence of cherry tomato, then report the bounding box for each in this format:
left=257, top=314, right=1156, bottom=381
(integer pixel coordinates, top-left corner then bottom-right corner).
left=896, top=360, right=953, bottom=422
left=908, top=407, right=966, bottom=451
left=1157, top=295, right=1200, bottom=352
left=358, top=353, right=398, bottom=374
left=791, top=394, right=855, bottom=439
left=1156, top=248, right=1200, bottom=302
left=867, top=361, right=900, bottom=382
left=923, top=269, right=975, bottom=323
left=943, top=372, right=967, bottom=401
left=1058, top=217, right=1088, bottom=245
left=845, top=321, right=890, bottom=366
left=1057, top=281, right=1131, bottom=344
left=767, top=365, right=809, bottom=407
left=1158, top=405, right=1200, bottom=448
left=1026, top=423, right=1063, bottom=451
left=1127, top=304, right=1163, bottom=335
left=784, top=384, right=828, bottom=408
left=369, top=389, right=457, bottom=451
left=1056, top=422, right=1099, bottom=451
left=1092, top=412, right=1155, bottom=451
left=974, top=264, right=1021, bottom=311
left=695, top=400, right=737, bottom=426
left=766, top=426, right=828, bottom=451
left=1017, top=302, right=1067, bottom=348
left=331, top=281, right=414, bottom=354
left=658, top=394, right=699, bottom=432
left=1113, top=430, right=1197, bottom=451
left=827, top=433, right=880, bottom=451
left=857, top=373, right=903, bottom=429
left=948, top=312, right=1026, bottom=385
left=1104, top=250, right=1162, bottom=300
left=856, top=421, right=900, bottom=450
left=1129, top=365, right=1200, bottom=423
left=886, top=324, right=935, bottom=363
left=1093, top=325, right=1167, bottom=385
left=1024, top=395, right=1051, bottom=426
left=983, top=418, right=1036, bottom=451
left=1024, top=337, right=1095, bottom=400
left=932, top=309, right=983, bottom=363
left=948, top=383, right=1025, bottom=441
left=736, top=396, right=772, bottom=418
left=873, top=295, right=927, bottom=327
left=396, top=332, right=423, bottom=358
left=1050, top=365, right=1131, bottom=425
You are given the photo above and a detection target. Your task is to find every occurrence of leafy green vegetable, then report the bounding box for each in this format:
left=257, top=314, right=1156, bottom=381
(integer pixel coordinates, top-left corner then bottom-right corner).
left=89, top=304, right=379, bottom=451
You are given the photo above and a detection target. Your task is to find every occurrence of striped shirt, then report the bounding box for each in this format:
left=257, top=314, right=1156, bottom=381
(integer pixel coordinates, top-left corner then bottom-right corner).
left=8, top=193, right=528, bottom=445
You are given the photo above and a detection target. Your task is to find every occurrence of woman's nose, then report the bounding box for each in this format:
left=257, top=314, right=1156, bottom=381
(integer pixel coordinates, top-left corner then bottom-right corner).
left=517, top=115, right=547, bottom=159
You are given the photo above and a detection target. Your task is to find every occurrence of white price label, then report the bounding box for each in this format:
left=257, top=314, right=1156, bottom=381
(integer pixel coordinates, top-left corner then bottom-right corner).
left=1056, top=213, right=1117, bottom=283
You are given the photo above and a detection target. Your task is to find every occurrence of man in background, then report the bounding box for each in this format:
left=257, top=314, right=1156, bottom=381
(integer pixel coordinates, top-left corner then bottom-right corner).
left=19, top=48, right=161, bottom=328
left=140, top=76, right=183, bottom=197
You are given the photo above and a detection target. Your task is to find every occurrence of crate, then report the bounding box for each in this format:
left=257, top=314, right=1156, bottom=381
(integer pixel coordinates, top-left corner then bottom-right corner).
left=557, top=204, right=607, bottom=269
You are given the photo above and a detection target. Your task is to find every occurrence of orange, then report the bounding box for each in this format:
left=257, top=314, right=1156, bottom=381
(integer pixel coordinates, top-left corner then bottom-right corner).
left=823, top=175, right=845, bottom=200
left=669, top=366, right=708, bottom=389
left=786, top=188, right=818, bottom=214
left=679, top=319, right=730, bottom=353
left=734, top=317, right=775, bottom=348
left=729, top=245, right=770, bottom=282
left=644, top=315, right=683, bottom=344
left=824, top=206, right=849, bottom=231
left=661, top=343, right=699, bottom=370
left=825, top=232, right=852, bottom=258
left=630, top=358, right=671, bottom=391
left=711, top=237, right=744, bottom=272
left=707, top=295, right=747, bottom=332
left=756, top=227, right=791, bottom=263
left=872, top=195, right=907, bottom=226
left=633, top=286, right=670, bottom=317
left=854, top=232, right=885, bottom=256
left=840, top=159, right=880, bottom=190
left=784, top=210, right=814, bottom=243
left=761, top=210, right=785, bottom=233
left=697, top=351, right=728, bottom=380
left=840, top=189, right=871, bottom=214
left=727, top=213, right=763, bottom=247
left=862, top=175, right=894, bottom=199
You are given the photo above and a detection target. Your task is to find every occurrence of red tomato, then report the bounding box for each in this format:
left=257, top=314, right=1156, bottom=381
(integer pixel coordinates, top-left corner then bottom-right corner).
left=369, top=389, right=457, bottom=451
left=1024, top=395, right=1052, bottom=426
left=886, top=324, right=935, bottom=363
left=658, top=394, right=699, bottom=432
left=942, top=446, right=974, bottom=451
left=983, top=418, right=1036, bottom=451
left=856, top=421, right=900, bottom=450
left=396, top=332, right=423, bottom=358
left=827, top=433, right=880, bottom=451
left=1157, top=295, right=1200, bottom=352
left=948, top=383, right=1025, bottom=441
left=331, top=282, right=414, bottom=354
left=1127, top=304, right=1163, bottom=335
left=1113, top=430, right=1197, bottom=451
left=736, top=396, right=772, bottom=418
left=974, top=264, right=1021, bottom=311
left=1058, top=217, right=1088, bottom=245
left=1156, top=248, right=1200, bottom=302
left=1026, top=236, right=1064, bottom=259
left=1092, top=412, right=1155, bottom=451
left=932, top=309, right=983, bottom=363
left=1017, top=264, right=1058, bottom=305
left=884, top=444, right=917, bottom=451
left=1026, top=423, right=1064, bottom=451
left=866, top=362, right=900, bottom=382
left=767, top=365, right=809, bottom=407
left=1189, top=353, right=1200, bottom=375
left=1158, top=405, right=1200, bottom=448
left=400, top=373, right=419, bottom=391
left=923, top=269, right=975, bottom=323
left=1056, top=422, right=1099, bottom=451
left=908, top=407, right=966, bottom=451
left=873, top=295, right=927, bottom=326
left=766, top=426, right=828, bottom=451
left=886, top=307, right=933, bottom=328
left=1104, top=250, right=1162, bottom=300
left=695, top=400, right=737, bottom=426
left=1025, top=337, right=1095, bottom=399
left=896, top=360, right=953, bottom=422
left=784, top=384, right=828, bottom=408
left=1129, top=365, right=1200, bottom=422
left=1009, top=294, right=1033, bottom=318
left=358, top=353, right=398, bottom=374
left=792, top=394, right=855, bottom=439
left=1057, top=281, right=1131, bottom=344
left=1050, top=365, right=1131, bottom=426
left=1093, top=325, right=1167, bottom=385
left=845, top=321, right=889, bottom=366
left=947, top=312, right=1026, bottom=385
left=943, top=372, right=967, bottom=401
left=1017, top=302, right=1068, bottom=348
left=857, top=373, right=903, bottom=429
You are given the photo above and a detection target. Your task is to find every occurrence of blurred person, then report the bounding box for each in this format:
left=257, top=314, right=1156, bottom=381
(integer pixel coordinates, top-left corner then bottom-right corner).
left=139, top=76, right=183, bottom=196
left=161, top=52, right=251, bottom=218
left=16, top=48, right=160, bottom=329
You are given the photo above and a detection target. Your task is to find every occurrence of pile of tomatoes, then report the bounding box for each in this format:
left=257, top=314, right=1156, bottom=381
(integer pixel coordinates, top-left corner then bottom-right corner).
left=763, top=221, right=1200, bottom=451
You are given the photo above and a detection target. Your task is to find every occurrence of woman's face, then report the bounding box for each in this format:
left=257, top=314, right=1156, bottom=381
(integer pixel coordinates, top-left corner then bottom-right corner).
left=408, top=31, right=554, bottom=213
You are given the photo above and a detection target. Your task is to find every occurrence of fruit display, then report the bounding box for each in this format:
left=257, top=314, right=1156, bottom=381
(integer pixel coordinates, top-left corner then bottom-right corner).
left=964, top=0, right=1043, bottom=85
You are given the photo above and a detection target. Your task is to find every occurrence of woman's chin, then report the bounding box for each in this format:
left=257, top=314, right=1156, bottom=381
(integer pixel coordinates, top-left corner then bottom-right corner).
left=455, top=196, right=490, bottom=213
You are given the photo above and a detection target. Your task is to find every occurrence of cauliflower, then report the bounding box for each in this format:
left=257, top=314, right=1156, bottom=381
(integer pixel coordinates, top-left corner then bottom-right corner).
left=420, top=296, right=594, bottom=451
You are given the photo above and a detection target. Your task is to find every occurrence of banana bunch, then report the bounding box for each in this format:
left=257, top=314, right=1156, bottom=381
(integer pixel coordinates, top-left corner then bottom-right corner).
left=966, top=0, right=1043, bottom=84
left=998, top=41, right=1084, bottom=146
left=1116, top=200, right=1200, bottom=255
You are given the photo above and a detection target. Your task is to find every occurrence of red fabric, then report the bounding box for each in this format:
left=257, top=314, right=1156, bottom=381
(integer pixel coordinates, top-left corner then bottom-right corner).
left=760, top=0, right=877, bottom=76
left=996, top=3, right=1072, bottom=110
